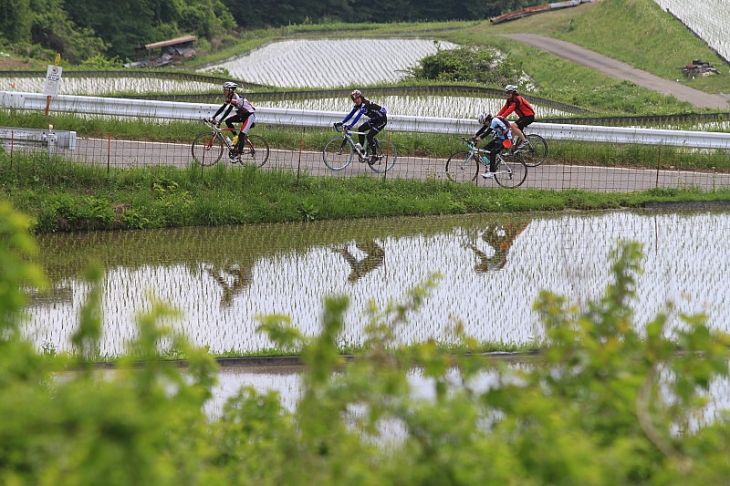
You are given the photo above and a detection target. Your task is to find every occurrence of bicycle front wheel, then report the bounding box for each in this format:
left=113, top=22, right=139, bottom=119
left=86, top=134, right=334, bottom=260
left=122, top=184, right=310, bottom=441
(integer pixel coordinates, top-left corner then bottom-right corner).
left=240, top=134, right=270, bottom=167
left=495, top=153, right=528, bottom=188
left=191, top=132, right=224, bottom=166
left=445, top=151, right=479, bottom=183
left=323, top=137, right=354, bottom=171
left=522, top=134, right=548, bottom=167
left=367, top=139, right=398, bottom=174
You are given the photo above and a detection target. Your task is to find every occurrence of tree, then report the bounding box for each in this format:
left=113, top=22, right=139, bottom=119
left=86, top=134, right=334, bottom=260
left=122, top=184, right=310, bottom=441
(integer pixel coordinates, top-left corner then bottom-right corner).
left=30, top=0, right=107, bottom=63
left=0, top=0, right=32, bottom=45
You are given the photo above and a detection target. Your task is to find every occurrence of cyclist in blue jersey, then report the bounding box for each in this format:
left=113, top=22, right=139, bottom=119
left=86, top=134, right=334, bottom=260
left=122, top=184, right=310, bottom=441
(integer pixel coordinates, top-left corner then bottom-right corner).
left=335, top=89, right=388, bottom=164
left=470, top=112, right=514, bottom=179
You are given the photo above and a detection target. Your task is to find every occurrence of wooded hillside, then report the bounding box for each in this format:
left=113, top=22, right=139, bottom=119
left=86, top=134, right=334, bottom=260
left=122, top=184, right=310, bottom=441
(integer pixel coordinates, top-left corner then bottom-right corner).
left=0, top=0, right=547, bottom=63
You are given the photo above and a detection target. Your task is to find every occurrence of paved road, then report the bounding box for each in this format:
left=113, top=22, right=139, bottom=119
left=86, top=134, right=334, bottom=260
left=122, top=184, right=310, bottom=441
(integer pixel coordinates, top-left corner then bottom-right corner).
left=500, top=34, right=730, bottom=110
left=58, top=138, right=730, bottom=193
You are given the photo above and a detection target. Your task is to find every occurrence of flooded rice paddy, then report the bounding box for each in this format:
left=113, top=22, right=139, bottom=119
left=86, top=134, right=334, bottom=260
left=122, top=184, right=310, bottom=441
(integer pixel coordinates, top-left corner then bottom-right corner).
left=26, top=208, right=730, bottom=358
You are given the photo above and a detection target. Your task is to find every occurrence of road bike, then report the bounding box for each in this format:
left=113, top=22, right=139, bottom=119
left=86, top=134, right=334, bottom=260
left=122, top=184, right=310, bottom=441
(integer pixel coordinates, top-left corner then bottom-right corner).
left=322, top=123, right=397, bottom=174
left=445, top=138, right=528, bottom=188
left=515, top=129, right=548, bottom=167
left=191, top=119, right=270, bottom=167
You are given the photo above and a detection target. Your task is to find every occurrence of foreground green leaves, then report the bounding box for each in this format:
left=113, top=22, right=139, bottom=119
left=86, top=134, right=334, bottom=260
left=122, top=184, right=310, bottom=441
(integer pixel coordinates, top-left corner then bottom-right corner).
left=2, top=202, right=730, bottom=484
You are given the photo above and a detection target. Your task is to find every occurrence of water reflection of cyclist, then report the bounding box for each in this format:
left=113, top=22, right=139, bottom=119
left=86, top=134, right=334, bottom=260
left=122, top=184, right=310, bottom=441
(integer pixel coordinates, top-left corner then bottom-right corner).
left=469, top=222, right=529, bottom=272
left=332, top=240, right=385, bottom=282
left=205, top=263, right=253, bottom=306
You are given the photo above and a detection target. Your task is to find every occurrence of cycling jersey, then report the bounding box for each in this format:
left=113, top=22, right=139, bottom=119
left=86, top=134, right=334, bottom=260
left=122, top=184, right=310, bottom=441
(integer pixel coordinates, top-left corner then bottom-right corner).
left=475, top=116, right=511, bottom=141
left=496, top=95, right=535, bottom=119
left=342, top=98, right=387, bottom=127
left=213, top=92, right=256, bottom=121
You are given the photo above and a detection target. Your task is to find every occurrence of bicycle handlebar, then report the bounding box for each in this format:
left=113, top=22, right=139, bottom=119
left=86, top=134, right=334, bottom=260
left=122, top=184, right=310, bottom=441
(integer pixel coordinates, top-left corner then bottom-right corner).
left=203, top=118, right=222, bottom=131
left=461, top=137, right=480, bottom=152
left=333, top=123, right=370, bottom=136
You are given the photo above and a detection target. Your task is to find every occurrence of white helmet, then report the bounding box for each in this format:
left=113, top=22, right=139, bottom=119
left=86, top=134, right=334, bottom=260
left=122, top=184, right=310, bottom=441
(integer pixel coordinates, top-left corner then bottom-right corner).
left=505, top=84, right=518, bottom=94
left=223, top=81, right=238, bottom=90
left=477, top=112, right=492, bottom=124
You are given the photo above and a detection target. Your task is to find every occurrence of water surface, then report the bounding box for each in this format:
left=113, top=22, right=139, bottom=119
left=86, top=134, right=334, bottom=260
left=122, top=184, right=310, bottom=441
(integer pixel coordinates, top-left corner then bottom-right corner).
left=26, top=209, right=730, bottom=356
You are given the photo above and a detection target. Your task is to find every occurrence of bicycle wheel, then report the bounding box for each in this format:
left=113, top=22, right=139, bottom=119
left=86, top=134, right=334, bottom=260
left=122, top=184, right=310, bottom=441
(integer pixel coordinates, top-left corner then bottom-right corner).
left=191, top=132, right=224, bottom=166
left=323, top=137, right=354, bottom=171
left=445, top=151, right=479, bottom=183
left=494, top=153, right=528, bottom=188
left=367, top=139, right=398, bottom=174
left=239, top=134, right=270, bottom=167
left=521, top=133, right=548, bottom=167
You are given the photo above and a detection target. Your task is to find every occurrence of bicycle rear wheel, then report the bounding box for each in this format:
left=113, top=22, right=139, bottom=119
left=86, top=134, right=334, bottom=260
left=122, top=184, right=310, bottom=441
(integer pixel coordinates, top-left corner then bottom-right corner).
left=445, top=151, right=479, bottom=183
left=367, top=139, right=398, bottom=174
left=191, top=132, right=224, bottom=166
left=494, top=153, right=528, bottom=188
left=239, top=134, right=270, bottom=167
left=521, top=133, right=548, bottom=167
left=323, top=137, right=354, bottom=170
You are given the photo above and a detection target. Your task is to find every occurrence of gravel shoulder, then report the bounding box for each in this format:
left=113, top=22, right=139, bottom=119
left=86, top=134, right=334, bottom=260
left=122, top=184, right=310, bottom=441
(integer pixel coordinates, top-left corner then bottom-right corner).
left=500, top=33, right=730, bottom=110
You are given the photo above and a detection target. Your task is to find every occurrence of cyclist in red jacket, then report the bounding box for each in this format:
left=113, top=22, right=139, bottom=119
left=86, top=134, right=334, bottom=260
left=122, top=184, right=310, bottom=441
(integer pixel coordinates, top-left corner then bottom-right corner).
left=496, top=84, right=535, bottom=149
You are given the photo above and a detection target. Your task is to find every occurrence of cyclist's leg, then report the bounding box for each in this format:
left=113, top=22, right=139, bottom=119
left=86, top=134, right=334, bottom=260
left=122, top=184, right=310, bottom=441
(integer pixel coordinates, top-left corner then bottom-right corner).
left=366, top=119, right=386, bottom=159
left=485, top=139, right=501, bottom=173
left=509, top=121, right=525, bottom=146
left=368, top=116, right=388, bottom=158
left=235, top=113, right=254, bottom=152
left=516, top=116, right=534, bottom=146
left=224, top=116, right=238, bottom=137
left=358, top=121, right=371, bottom=148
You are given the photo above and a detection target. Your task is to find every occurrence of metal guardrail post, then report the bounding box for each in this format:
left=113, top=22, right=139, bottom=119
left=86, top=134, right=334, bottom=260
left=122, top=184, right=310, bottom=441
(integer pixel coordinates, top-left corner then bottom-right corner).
left=43, top=129, right=57, bottom=155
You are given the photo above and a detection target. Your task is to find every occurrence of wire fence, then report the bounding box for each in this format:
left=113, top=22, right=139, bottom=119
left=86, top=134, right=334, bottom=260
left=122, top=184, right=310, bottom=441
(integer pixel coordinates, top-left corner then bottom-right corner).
left=9, top=131, right=730, bottom=193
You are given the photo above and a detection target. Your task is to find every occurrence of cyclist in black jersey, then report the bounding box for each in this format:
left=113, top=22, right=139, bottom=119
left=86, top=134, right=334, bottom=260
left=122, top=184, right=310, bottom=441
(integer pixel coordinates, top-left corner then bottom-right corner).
left=335, top=89, right=388, bottom=164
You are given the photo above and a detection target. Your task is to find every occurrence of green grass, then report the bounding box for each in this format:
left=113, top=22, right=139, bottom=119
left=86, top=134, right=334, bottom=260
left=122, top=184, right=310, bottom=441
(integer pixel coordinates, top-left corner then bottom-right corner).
left=3, top=151, right=730, bottom=235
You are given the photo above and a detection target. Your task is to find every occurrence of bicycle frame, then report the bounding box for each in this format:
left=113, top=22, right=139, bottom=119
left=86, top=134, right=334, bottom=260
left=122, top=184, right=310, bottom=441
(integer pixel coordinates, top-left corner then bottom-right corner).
left=192, top=119, right=270, bottom=167
left=202, top=119, right=237, bottom=151
left=464, top=138, right=495, bottom=169
left=336, top=126, right=372, bottom=160
left=445, top=138, right=527, bottom=188
left=322, top=124, right=397, bottom=173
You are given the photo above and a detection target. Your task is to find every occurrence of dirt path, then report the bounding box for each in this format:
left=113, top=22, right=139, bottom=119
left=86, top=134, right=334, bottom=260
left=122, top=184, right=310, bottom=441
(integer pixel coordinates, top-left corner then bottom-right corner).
left=500, top=34, right=730, bottom=110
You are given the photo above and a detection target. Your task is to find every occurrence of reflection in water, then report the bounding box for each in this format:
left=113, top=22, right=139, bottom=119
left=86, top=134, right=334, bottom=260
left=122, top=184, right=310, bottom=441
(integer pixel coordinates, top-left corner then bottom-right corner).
left=332, top=240, right=385, bottom=282
left=205, top=263, right=253, bottom=307
left=468, top=221, right=530, bottom=272
left=26, top=284, right=73, bottom=308
left=24, top=210, right=730, bottom=357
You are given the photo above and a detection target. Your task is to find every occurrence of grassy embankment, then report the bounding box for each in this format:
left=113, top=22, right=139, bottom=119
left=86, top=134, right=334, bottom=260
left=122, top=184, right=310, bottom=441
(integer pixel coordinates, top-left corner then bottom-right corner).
left=3, top=0, right=730, bottom=234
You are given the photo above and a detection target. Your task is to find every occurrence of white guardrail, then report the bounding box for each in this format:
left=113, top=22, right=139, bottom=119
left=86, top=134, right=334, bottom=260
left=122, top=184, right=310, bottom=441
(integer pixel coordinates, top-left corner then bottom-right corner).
left=0, top=126, right=63, bottom=154
left=2, top=90, right=730, bottom=150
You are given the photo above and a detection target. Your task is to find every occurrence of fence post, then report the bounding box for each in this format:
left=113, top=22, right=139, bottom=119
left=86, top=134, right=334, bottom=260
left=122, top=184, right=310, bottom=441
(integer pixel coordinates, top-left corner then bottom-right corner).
left=296, top=127, right=304, bottom=186
left=655, top=145, right=661, bottom=188
left=45, top=125, right=57, bottom=156
left=107, top=133, right=112, bottom=174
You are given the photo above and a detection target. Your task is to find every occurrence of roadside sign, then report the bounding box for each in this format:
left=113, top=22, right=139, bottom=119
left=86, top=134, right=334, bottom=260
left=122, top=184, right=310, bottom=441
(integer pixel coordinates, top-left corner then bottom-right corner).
left=43, top=65, right=63, bottom=97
